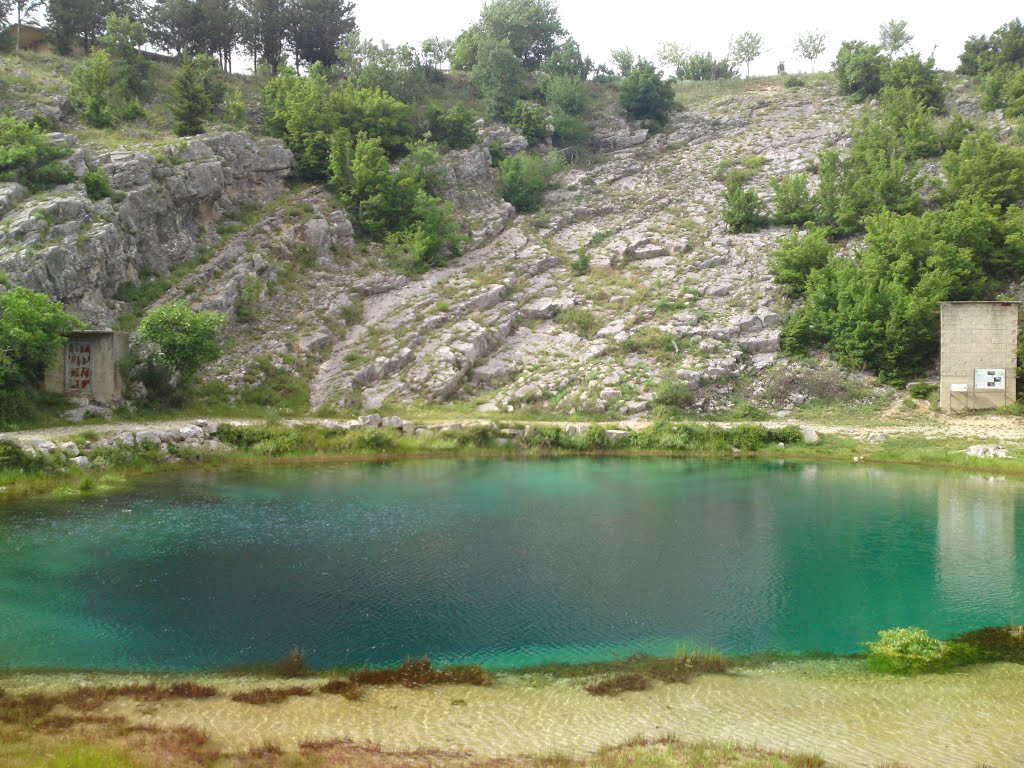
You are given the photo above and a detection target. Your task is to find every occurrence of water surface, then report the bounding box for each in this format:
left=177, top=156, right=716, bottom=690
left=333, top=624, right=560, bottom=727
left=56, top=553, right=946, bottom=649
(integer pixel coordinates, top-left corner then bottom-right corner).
left=0, top=458, right=1021, bottom=670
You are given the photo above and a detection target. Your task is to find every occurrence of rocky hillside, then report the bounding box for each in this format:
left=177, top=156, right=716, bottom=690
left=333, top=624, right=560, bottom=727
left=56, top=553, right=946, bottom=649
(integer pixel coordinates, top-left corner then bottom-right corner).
left=2, top=76, right=922, bottom=419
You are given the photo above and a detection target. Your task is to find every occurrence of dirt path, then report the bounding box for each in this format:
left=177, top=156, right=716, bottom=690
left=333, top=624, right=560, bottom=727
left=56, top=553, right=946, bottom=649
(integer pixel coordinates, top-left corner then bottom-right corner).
left=2, top=404, right=1022, bottom=446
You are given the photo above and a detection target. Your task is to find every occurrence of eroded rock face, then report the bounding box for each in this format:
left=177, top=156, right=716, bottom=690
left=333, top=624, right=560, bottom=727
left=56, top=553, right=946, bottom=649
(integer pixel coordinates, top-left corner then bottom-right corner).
left=0, top=132, right=293, bottom=325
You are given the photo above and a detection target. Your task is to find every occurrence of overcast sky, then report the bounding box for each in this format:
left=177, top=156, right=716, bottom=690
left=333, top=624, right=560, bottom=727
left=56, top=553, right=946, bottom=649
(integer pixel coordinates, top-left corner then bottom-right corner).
left=355, top=0, right=1019, bottom=75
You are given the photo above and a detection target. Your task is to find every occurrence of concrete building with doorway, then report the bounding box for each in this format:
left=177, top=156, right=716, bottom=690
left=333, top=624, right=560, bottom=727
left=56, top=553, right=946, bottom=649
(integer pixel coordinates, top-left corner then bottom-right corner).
left=44, top=330, right=129, bottom=404
left=939, top=301, right=1020, bottom=413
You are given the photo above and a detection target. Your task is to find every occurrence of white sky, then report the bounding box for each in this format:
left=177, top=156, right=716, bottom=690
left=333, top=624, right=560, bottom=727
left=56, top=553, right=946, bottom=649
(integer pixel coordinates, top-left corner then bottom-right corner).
left=355, top=0, right=1020, bottom=75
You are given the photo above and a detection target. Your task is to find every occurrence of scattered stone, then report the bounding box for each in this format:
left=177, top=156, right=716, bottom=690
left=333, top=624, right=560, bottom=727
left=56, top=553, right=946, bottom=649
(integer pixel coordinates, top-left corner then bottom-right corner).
left=799, top=426, right=819, bottom=444
left=866, top=432, right=887, bottom=443
left=70, top=456, right=90, bottom=469
left=964, top=444, right=1009, bottom=458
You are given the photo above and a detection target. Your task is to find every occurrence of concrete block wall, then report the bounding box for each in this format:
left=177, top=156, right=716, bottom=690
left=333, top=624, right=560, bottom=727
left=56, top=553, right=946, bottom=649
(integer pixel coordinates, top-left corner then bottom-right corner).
left=940, top=302, right=1019, bottom=412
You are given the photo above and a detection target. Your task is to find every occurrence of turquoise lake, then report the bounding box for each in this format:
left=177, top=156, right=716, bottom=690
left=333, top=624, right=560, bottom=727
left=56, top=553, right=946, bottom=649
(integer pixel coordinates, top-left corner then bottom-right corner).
left=0, top=458, right=1022, bottom=671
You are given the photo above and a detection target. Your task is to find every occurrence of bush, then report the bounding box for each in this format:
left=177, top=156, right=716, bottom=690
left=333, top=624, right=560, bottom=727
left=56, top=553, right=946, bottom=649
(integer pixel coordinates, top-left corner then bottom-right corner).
left=550, top=109, right=590, bottom=148
left=0, top=440, right=43, bottom=471
left=171, top=54, right=211, bottom=137
left=70, top=50, right=115, bottom=128
left=674, top=52, right=736, bottom=81
left=555, top=307, right=599, bottom=337
left=0, top=118, right=74, bottom=192
left=498, top=152, right=564, bottom=212
left=509, top=101, right=547, bottom=146
left=83, top=168, right=112, bottom=200
left=834, top=41, right=888, bottom=100
left=882, top=54, right=945, bottom=111
left=542, top=74, right=587, bottom=115
left=864, top=627, right=960, bottom=674
left=569, top=248, right=590, bottom=275
left=723, top=178, right=767, bottom=233
left=619, top=59, right=675, bottom=130
left=942, top=131, right=1024, bottom=210
left=770, top=173, right=815, bottom=225
left=428, top=105, right=477, bottom=149
left=234, top=276, right=262, bottom=322
left=908, top=382, right=937, bottom=399
left=784, top=75, right=806, bottom=88
left=653, top=381, right=692, bottom=410
left=768, top=227, right=832, bottom=297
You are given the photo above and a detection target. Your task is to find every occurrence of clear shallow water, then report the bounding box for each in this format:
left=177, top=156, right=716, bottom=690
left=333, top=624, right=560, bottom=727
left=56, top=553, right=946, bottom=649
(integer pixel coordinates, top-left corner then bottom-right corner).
left=0, top=458, right=1022, bottom=671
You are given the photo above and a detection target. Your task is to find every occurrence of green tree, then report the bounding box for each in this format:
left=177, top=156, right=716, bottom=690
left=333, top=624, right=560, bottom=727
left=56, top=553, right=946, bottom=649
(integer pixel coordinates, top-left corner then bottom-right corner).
left=287, top=0, right=356, bottom=67
left=0, top=117, right=74, bottom=192
left=171, top=52, right=211, bottom=136
left=729, top=31, right=763, bottom=77
left=138, top=300, right=224, bottom=380
left=610, top=48, right=635, bottom=76
left=47, top=0, right=119, bottom=55
left=101, top=13, right=152, bottom=101
left=618, top=59, right=674, bottom=129
left=243, top=0, right=287, bottom=73
left=879, top=19, right=913, bottom=58
left=479, top=0, right=564, bottom=70
left=70, top=49, right=116, bottom=127
left=541, top=37, right=592, bottom=78
left=450, top=25, right=480, bottom=70
left=794, top=30, right=827, bottom=72
left=12, top=0, right=45, bottom=50
left=0, top=288, right=82, bottom=389
left=472, top=35, right=523, bottom=119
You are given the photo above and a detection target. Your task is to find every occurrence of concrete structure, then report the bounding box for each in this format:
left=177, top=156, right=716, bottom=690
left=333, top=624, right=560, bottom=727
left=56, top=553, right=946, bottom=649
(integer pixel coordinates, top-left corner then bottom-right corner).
left=44, top=330, right=129, bottom=403
left=939, top=301, right=1019, bottom=413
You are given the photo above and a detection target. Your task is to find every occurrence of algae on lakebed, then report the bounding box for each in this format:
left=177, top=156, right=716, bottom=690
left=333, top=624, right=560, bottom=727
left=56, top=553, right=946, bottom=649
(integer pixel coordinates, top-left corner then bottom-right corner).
left=3, top=660, right=1024, bottom=767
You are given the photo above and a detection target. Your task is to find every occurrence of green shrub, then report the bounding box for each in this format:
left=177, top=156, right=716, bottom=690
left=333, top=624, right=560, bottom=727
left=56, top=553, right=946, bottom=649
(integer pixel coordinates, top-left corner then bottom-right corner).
left=234, top=276, right=262, bottom=322
left=942, top=131, right=1024, bottom=210
left=863, top=627, right=976, bottom=674
left=498, top=153, right=564, bottom=212
left=727, top=424, right=771, bottom=451
left=908, top=382, right=938, bottom=399
left=555, top=307, right=599, bottom=337
left=472, top=35, right=523, bottom=119
left=768, top=228, right=832, bottom=297
left=723, top=178, right=767, bottom=233
left=834, top=40, right=888, bottom=100
left=223, top=89, right=247, bottom=129
left=618, top=59, right=675, bottom=130
left=509, top=101, right=548, bottom=146
left=569, top=248, right=590, bottom=275
left=0, top=117, right=74, bottom=192
left=673, top=52, right=736, bottom=81
left=784, top=75, right=806, bottom=88
left=70, top=50, right=115, bottom=128
left=83, top=168, right=112, bottom=200
left=238, top=356, right=311, bottom=412
left=770, top=173, right=815, bottom=226
left=488, top=140, right=505, bottom=166
left=882, top=54, right=945, bottom=111
left=428, top=105, right=477, bottom=149
left=0, top=440, right=43, bottom=471
left=653, top=381, right=692, bottom=410
left=766, top=425, right=804, bottom=444
left=550, top=109, right=590, bottom=148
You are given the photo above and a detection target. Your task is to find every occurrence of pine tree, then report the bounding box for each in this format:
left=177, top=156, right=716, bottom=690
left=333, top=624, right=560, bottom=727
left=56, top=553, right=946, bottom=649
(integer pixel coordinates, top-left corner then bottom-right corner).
left=171, top=53, right=211, bottom=136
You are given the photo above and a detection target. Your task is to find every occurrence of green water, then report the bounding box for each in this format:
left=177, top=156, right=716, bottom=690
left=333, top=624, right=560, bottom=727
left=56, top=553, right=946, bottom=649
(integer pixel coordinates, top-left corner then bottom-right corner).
left=0, top=458, right=1021, bottom=671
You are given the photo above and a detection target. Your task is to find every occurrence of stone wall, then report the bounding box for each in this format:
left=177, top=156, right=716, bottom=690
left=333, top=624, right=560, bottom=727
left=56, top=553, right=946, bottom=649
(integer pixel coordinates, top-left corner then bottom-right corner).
left=939, top=301, right=1019, bottom=412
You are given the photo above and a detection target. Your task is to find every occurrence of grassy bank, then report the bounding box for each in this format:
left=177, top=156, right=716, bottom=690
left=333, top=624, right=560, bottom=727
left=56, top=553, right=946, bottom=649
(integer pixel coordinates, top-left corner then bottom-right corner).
left=3, top=417, right=1024, bottom=502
